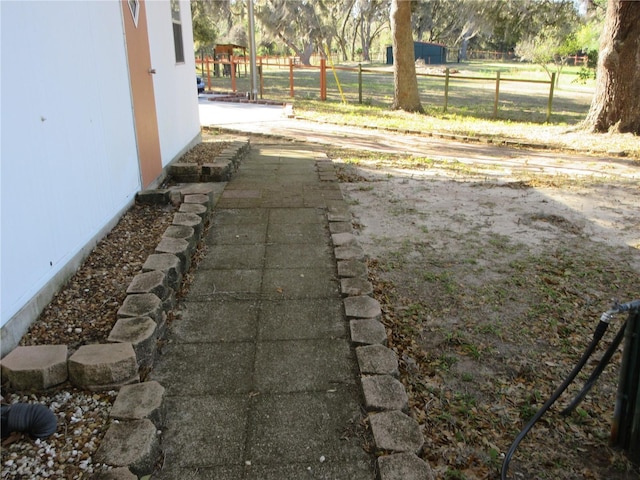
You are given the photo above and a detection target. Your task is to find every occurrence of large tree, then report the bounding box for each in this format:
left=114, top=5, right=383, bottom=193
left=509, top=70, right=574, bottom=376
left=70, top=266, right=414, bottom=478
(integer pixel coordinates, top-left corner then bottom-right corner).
left=391, top=0, right=423, bottom=112
left=355, top=0, right=390, bottom=62
left=255, top=0, right=327, bottom=65
left=191, top=1, right=218, bottom=54
left=584, top=0, right=640, bottom=134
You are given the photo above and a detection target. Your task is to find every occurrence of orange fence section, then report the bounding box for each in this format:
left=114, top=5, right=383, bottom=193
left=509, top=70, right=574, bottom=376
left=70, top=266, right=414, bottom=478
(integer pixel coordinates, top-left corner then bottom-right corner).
left=196, top=56, right=558, bottom=121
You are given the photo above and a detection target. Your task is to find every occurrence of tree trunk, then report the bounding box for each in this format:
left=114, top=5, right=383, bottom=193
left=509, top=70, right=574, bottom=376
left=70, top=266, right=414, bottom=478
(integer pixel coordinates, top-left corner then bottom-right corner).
left=299, top=42, right=315, bottom=66
left=584, top=0, right=640, bottom=134
left=460, top=37, right=469, bottom=61
left=360, top=18, right=371, bottom=62
left=391, top=0, right=423, bottom=112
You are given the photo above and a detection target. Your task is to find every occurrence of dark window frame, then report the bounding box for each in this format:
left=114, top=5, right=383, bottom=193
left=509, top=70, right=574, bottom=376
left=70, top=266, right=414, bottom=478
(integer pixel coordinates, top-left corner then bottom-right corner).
left=171, top=0, right=185, bottom=64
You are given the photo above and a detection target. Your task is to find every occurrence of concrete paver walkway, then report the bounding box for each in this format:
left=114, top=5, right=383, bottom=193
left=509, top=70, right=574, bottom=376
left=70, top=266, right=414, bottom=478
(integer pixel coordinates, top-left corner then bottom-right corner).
left=151, top=143, right=375, bottom=479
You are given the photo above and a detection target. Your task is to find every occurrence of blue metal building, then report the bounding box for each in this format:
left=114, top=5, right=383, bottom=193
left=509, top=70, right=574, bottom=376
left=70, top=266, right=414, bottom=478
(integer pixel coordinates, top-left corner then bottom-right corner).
left=386, top=41, right=448, bottom=65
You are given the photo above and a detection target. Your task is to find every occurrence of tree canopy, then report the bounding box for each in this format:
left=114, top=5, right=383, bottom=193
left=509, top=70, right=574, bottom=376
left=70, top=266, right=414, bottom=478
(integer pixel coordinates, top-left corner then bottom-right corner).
left=192, top=0, right=600, bottom=63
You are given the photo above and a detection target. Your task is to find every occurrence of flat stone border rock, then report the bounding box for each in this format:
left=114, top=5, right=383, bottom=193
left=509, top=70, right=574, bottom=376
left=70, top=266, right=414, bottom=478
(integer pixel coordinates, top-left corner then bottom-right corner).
left=94, top=418, right=160, bottom=476
left=344, top=295, right=382, bottom=320
left=350, top=319, right=388, bottom=346
left=369, top=410, right=424, bottom=454
left=110, top=381, right=165, bottom=426
left=324, top=155, right=433, bottom=479
left=167, top=139, right=250, bottom=183
left=68, top=343, right=139, bottom=390
left=108, top=317, right=158, bottom=369
left=361, top=375, right=409, bottom=412
left=377, top=452, right=435, bottom=480
left=0, top=345, right=68, bottom=391
left=355, top=344, right=399, bottom=377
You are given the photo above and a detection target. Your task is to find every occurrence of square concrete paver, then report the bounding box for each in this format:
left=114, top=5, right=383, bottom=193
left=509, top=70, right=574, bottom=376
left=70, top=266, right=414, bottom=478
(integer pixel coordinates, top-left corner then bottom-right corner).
left=265, top=244, right=334, bottom=269
left=200, top=244, right=266, bottom=270
left=254, top=339, right=355, bottom=393
left=261, top=268, right=338, bottom=300
left=171, top=299, right=259, bottom=343
left=269, top=208, right=325, bottom=225
left=216, top=197, right=263, bottom=209
left=266, top=222, right=329, bottom=245
left=244, top=461, right=374, bottom=480
left=154, top=465, right=245, bottom=480
left=258, top=299, right=346, bottom=341
left=247, top=390, right=368, bottom=464
left=211, top=208, right=269, bottom=227
left=161, top=395, right=248, bottom=468
left=151, top=342, right=254, bottom=395
left=207, top=222, right=268, bottom=245
left=188, top=269, right=262, bottom=298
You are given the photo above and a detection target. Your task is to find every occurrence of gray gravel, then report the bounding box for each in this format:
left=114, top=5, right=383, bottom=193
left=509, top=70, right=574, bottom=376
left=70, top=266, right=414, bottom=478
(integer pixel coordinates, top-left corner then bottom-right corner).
left=1, top=389, right=116, bottom=479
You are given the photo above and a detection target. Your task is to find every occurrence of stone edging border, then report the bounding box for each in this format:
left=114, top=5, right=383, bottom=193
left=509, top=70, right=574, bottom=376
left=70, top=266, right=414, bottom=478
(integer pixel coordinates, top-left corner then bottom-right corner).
left=318, top=157, right=436, bottom=480
left=200, top=91, right=287, bottom=107
left=168, top=138, right=251, bottom=183
left=0, top=139, right=251, bottom=479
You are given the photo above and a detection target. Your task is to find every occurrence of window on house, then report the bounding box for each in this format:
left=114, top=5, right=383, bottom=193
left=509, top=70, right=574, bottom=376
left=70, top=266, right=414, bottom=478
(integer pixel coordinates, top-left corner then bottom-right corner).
left=171, top=0, right=185, bottom=63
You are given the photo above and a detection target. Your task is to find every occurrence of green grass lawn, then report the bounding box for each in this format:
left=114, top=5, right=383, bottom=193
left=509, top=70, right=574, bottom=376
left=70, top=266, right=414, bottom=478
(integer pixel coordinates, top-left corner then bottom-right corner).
left=199, top=60, right=639, bottom=158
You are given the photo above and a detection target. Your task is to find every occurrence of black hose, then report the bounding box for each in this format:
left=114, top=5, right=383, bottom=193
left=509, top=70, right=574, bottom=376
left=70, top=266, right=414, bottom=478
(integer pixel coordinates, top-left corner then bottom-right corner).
left=0, top=403, right=57, bottom=440
left=560, top=319, right=627, bottom=416
left=500, top=319, right=609, bottom=480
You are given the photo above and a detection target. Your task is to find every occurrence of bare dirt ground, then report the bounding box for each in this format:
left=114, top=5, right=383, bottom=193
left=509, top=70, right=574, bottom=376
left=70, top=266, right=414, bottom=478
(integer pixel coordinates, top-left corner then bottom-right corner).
left=329, top=146, right=639, bottom=479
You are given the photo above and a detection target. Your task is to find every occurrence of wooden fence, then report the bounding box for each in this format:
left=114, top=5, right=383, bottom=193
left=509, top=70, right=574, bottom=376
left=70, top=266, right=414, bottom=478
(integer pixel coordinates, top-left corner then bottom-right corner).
left=196, top=56, right=558, bottom=122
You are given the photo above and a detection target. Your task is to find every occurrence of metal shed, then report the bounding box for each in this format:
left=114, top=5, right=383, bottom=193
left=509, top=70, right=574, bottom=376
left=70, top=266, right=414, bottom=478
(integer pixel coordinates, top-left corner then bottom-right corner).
left=386, top=41, right=448, bottom=65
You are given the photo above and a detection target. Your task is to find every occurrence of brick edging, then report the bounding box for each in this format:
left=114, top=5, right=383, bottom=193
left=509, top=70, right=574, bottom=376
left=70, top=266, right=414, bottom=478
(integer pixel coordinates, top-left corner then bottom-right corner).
left=319, top=157, right=436, bottom=480
left=94, top=139, right=251, bottom=477
left=167, top=138, right=251, bottom=183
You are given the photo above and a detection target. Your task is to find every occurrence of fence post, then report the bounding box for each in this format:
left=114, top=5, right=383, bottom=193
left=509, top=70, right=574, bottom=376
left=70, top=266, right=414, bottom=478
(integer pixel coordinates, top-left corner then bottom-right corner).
left=358, top=63, right=363, bottom=104
left=289, top=57, right=294, bottom=98
left=493, top=71, right=500, bottom=119
left=259, top=57, right=264, bottom=99
left=320, top=58, right=327, bottom=101
left=206, top=57, right=211, bottom=91
left=546, top=72, right=556, bottom=123
left=444, top=67, right=450, bottom=112
left=230, top=54, right=237, bottom=92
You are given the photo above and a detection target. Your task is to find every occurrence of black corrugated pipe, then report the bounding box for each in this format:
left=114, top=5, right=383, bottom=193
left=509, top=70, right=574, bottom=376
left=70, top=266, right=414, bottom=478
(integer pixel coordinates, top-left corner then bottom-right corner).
left=1, top=403, right=57, bottom=440
left=500, top=300, right=640, bottom=480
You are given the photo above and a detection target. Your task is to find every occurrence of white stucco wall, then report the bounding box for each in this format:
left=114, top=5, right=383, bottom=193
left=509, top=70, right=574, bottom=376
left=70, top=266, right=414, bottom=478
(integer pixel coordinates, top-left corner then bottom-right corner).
left=0, top=2, right=140, bottom=333
left=146, top=0, right=201, bottom=167
left=0, top=0, right=201, bottom=353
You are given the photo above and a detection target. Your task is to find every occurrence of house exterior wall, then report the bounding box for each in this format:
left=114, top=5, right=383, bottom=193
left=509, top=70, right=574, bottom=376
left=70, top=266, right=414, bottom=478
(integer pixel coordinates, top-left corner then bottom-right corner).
left=146, top=0, right=201, bottom=169
left=0, top=0, right=200, bottom=355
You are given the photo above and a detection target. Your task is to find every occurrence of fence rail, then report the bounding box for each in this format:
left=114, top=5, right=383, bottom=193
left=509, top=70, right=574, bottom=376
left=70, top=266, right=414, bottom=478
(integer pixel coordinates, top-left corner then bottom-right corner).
left=196, top=56, right=559, bottom=122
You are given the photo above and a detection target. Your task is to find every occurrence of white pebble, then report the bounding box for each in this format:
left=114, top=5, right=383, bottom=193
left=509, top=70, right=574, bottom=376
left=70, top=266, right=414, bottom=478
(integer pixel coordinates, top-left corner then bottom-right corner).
left=320, top=455, right=326, bottom=463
